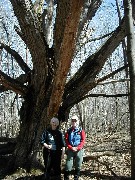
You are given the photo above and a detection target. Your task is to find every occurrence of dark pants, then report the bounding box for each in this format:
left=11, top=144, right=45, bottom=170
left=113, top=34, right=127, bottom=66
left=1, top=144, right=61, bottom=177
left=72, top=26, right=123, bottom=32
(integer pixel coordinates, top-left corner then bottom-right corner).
left=43, top=148, right=62, bottom=176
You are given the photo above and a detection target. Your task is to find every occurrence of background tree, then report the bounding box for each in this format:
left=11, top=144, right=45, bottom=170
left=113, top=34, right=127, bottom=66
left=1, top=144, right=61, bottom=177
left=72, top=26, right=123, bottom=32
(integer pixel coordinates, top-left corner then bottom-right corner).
left=124, top=0, right=135, bottom=177
left=0, top=0, right=134, bottom=173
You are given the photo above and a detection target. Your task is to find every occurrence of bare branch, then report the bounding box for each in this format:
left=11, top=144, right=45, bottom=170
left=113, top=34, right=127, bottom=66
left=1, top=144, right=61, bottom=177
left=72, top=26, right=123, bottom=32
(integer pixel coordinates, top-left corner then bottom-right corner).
left=33, top=0, right=44, bottom=15
left=0, top=85, right=8, bottom=93
left=0, top=70, right=28, bottom=95
left=97, top=64, right=129, bottom=84
left=96, top=158, right=118, bottom=177
left=98, top=78, right=130, bottom=85
left=77, top=0, right=102, bottom=39
left=82, top=93, right=129, bottom=99
left=10, top=0, right=47, bottom=64
left=0, top=73, right=30, bottom=93
left=60, top=18, right=127, bottom=113
left=0, top=43, right=31, bottom=73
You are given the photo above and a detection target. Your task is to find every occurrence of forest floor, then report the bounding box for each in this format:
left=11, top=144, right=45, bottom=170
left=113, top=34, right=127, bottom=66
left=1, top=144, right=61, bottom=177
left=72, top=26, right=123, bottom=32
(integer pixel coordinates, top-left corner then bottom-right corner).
left=0, top=131, right=132, bottom=180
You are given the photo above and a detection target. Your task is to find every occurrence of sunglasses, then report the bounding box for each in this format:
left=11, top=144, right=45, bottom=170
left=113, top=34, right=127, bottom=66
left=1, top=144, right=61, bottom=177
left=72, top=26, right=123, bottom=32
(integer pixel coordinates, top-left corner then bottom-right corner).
left=72, top=119, right=77, bottom=122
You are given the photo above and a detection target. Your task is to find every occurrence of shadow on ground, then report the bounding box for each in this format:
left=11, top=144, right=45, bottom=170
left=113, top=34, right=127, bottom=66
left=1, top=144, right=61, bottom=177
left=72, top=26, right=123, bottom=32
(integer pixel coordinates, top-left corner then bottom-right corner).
left=0, top=156, right=131, bottom=180
left=0, top=170, right=131, bottom=180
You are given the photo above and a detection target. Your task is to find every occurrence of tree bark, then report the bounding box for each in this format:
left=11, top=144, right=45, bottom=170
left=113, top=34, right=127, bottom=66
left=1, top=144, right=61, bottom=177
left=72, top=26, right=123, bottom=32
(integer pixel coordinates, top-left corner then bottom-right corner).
left=0, top=142, right=16, bottom=155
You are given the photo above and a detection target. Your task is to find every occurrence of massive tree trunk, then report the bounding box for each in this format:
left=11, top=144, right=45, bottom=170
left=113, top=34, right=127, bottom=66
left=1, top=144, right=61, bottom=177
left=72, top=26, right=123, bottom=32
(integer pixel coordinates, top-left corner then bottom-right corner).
left=12, top=87, right=49, bottom=170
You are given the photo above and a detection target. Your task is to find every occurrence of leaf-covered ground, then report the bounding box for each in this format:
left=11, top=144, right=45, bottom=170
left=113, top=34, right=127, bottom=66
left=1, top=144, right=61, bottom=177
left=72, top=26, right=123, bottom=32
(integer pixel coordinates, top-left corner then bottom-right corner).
left=0, top=131, right=131, bottom=179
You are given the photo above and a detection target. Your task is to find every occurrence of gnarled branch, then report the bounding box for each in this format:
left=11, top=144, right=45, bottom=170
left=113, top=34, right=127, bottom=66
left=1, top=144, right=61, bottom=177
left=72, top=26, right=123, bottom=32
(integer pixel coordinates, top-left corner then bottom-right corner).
left=0, top=43, right=31, bottom=73
left=0, top=70, right=28, bottom=95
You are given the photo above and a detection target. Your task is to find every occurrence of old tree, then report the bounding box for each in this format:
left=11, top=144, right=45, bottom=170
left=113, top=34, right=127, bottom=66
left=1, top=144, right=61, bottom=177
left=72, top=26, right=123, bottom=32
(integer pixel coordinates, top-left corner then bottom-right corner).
left=0, top=0, right=135, bottom=176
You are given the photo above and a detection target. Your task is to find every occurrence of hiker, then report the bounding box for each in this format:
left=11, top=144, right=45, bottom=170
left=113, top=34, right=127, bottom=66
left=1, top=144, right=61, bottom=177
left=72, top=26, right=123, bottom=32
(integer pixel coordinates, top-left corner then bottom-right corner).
left=64, top=115, right=86, bottom=180
left=41, top=117, right=65, bottom=180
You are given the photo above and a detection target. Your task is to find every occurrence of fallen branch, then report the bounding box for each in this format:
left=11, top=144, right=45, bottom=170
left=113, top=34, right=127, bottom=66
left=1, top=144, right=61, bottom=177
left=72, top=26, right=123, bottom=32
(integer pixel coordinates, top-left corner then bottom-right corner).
left=83, top=155, right=118, bottom=177
left=96, top=158, right=118, bottom=177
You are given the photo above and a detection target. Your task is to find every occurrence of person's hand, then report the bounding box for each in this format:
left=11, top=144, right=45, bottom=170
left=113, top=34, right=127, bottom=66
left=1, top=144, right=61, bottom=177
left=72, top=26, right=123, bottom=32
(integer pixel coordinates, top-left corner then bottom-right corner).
left=44, top=143, right=52, bottom=149
left=47, top=144, right=52, bottom=149
left=72, top=147, right=78, bottom=152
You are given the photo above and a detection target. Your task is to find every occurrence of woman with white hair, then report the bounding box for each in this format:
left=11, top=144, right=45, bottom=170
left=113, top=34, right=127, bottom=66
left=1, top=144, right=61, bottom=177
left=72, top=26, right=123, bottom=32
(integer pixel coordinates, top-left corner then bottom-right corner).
left=41, top=117, right=65, bottom=180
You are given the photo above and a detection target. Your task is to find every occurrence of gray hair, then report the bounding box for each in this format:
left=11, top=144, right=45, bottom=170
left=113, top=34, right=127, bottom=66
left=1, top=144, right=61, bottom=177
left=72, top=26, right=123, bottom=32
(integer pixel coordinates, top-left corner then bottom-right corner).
left=50, top=117, right=59, bottom=126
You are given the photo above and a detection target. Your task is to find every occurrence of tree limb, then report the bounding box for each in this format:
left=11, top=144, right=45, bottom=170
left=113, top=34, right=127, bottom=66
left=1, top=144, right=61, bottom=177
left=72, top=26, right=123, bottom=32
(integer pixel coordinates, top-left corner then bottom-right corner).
left=0, top=70, right=28, bottom=95
left=97, top=64, right=129, bottom=84
left=98, top=78, right=130, bottom=85
left=48, top=0, right=85, bottom=117
left=96, top=158, right=118, bottom=177
left=10, top=0, right=47, bottom=65
left=0, top=85, right=8, bottom=93
left=0, top=73, right=30, bottom=93
left=77, top=0, right=102, bottom=39
left=61, top=18, right=127, bottom=113
left=0, top=43, right=31, bottom=73
left=79, top=93, right=129, bottom=101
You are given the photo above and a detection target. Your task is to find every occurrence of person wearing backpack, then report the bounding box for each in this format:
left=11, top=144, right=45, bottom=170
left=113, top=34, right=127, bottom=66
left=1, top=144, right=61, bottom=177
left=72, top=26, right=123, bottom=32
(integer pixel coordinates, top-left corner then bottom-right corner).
left=64, top=115, right=86, bottom=180
left=41, top=117, right=65, bottom=180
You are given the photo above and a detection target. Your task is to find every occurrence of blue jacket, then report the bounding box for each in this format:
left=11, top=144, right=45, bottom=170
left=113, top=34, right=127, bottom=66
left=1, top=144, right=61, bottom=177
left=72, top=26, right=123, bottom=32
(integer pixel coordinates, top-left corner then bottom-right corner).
left=41, top=127, right=65, bottom=150
left=68, top=127, right=82, bottom=147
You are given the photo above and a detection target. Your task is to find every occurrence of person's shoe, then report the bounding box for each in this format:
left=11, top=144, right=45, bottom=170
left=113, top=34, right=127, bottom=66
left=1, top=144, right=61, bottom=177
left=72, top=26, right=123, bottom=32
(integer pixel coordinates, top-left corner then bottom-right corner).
left=64, top=171, right=70, bottom=180
left=74, top=175, right=79, bottom=180
left=51, top=174, right=61, bottom=180
left=74, top=169, right=80, bottom=180
left=55, top=175, right=61, bottom=180
left=44, top=173, right=50, bottom=180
